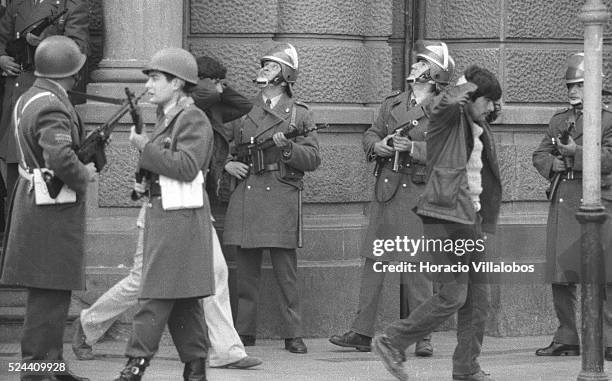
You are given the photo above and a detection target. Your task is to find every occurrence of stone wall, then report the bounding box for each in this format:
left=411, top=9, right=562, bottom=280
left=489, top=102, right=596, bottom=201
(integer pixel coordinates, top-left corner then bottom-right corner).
left=76, top=0, right=612, bottom=338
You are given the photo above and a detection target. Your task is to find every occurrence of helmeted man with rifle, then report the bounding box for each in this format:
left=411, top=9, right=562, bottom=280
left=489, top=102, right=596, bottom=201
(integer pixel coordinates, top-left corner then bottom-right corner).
left=223, top=43, right=321, bottom=354
left=533, top=52, right=612, bottom=361
left=0, top=0, right=88, bottom=227
left=330, top=40, right=456, bottom=356
left=0, top=35, right=95, bottom=381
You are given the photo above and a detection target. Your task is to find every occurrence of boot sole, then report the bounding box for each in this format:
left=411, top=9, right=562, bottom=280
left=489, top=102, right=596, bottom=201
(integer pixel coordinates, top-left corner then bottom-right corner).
left=329, top=338, right=371, bottom=352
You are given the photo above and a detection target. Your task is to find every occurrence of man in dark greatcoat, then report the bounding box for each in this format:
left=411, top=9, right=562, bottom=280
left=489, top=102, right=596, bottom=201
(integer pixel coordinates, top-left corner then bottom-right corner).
left=0, top=35, right=95, bottom=381
left=533, top=52, right=612, bottom=360
left=329, top=40, right=455, bottom=356
left=0, top=0, right=89, bottom=225
left=223, top=43, right=321, bottom=354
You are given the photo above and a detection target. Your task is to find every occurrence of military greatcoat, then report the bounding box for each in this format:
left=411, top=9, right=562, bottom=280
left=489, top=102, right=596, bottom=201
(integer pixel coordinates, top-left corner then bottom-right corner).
left=223, top=93, right=320, bottom=249
left=533, top=105, right=612, bottom=283
left=0, top=0, right=89, bottom=163
left=0, top=78, right=90, bottom=290
left=137, top=97, right=215, bottom=299
left=361, top=90, right=434, bottom=262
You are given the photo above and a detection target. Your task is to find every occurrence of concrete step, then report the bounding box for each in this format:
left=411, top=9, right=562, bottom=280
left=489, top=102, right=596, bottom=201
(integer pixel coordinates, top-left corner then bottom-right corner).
left=0, top=287, right=26, bottom=307
left=0, top=306, right=80, bottom=343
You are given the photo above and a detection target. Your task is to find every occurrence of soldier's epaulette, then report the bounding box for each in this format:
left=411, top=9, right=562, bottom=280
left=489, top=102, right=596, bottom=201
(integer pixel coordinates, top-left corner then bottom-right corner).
left=552, top=107, right=571, bottom=117
left=294, top=100, right=309, bottom=110
left=384, top=90, right=402, bottom=100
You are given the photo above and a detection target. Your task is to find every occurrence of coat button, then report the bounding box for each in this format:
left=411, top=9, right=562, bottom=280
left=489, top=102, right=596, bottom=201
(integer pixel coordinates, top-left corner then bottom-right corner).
left=402, top=183, right=407, bottom=188
left=384, top=178, right=388, bottom=183
left=559, top=198, right=563, bottom=203
left=247, top=185, right=251, bottom=190
left=15, top=83, right=18, bottom=87
left=266, top=186, right=271, bottom=191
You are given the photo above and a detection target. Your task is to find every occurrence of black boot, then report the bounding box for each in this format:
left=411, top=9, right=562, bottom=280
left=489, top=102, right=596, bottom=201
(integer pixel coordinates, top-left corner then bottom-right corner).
left=183, top=358, right=207, bottom=381
left=114, top=358, right=149, bottom=381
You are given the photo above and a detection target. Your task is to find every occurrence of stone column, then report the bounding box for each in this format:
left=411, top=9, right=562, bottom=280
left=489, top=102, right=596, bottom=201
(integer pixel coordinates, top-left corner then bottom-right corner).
left=91, top=0, right=183, bottom=84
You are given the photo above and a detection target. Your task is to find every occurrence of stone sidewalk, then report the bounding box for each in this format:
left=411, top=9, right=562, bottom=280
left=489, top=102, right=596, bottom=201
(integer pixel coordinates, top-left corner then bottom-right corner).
left=0, top=331, right=606, bottom=380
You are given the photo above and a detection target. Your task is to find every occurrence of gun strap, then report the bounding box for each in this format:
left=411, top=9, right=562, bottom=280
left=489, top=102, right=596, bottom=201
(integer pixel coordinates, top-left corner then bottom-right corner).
left=13, top=91, right=54, bottom=172
left=67, top=90, right=125, bottom=105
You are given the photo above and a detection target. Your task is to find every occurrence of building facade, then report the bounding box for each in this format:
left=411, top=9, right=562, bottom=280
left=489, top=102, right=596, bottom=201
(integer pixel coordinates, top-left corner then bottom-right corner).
left=61, top=0, right=612, bottom=339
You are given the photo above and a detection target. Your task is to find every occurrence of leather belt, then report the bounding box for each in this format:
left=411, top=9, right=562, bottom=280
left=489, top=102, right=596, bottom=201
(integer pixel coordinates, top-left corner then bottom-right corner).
left=264, top=163, right=279, bottom=172
left=382, top=160, right=424, bottom=175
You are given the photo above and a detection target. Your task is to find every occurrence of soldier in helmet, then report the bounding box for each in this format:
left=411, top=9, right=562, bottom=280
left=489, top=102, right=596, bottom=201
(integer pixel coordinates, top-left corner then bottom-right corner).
left=374, top=65, right=503, bottom=381
left=112, top=47, right=214, bottom=381
left=223, top=43, right=321, bottom=354
left=533, top=53, right=612, bottom=360
left=0, top=0, right=88, bottom=232
left=329, top=40, right=455, bottom=355
left=0, top=35, right=95, bottom=381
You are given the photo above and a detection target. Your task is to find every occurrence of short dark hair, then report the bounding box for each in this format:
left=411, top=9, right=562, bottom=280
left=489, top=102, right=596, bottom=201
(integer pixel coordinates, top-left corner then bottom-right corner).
left=196, top=56, right=227, bottom=80
left=157, top=71, right=196, bottom=94
left=464, top=65, right=502, bottom=102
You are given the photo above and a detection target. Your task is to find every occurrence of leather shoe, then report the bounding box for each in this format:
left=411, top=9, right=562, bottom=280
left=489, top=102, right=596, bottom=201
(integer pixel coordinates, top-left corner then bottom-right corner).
left=284, top=337, right=308, bottom=354
left=453, top=370, right=495, bottom=381
left=329, top=330, right=371, bottom=352
left=372, top=334, right=408, bottom=381
left=606, top=347, right=612, bottom=361
left=71, top=317, right=94, bottom=361
left=414, top=338, right=433, bottom=357
left=535, top=341, right=580, bottom=356
left=219, top=355, right=263, bottom=369
left=239, top=334, right=256, bottom=346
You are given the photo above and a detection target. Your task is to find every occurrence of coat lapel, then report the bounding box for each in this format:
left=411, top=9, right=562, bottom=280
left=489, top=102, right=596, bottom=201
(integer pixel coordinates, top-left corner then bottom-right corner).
left=246, top=93, right=292, bottom=140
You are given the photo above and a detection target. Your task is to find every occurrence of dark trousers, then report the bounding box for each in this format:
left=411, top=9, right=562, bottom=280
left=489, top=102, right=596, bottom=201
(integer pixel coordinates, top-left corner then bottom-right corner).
left=552, top=283, right=612, bottom=346
left=0, top=160, right=17, bottom=230
left=235, top=247, right=301, bottom=338
left=21, top=288, right=71, bottom=380
left=384, top=218, right=490, bottom=376
left=352, top=257, right=432, bottom=338
left=126, top=298, right=208, bottom=363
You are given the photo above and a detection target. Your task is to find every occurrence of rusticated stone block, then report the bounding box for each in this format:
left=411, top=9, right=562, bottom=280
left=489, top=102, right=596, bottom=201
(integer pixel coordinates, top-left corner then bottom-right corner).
left=190, top=0, right=278, bottom=33
left=97, top=139, right=142, bottom=207
left=497, top=144, right=516, bottom=202
left=191, top=39, right=392, bottom=103
left=304, top=134, right=373, bottom=203
left=447, top=48, right=500, bottom=83
left=506, top=0, right=612, bottom=39
left=425, top=0, right=501, bottom=39
left=277, top=0, right=391, bottom=36
left=513, top=140, right=549, bottom=201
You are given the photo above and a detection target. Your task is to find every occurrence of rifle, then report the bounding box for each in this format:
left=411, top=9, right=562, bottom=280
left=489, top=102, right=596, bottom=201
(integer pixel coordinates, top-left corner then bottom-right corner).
left=46, top=88, right=147, bottom=198
left=6, top=8, right=68, bottom=71
left=545, top=128, right=573, bottom=200
left=373, top=119, right=418, bottom=176
left=126, top=88, right=150, bottom=201
left=233, top=124, right=327, bottom=175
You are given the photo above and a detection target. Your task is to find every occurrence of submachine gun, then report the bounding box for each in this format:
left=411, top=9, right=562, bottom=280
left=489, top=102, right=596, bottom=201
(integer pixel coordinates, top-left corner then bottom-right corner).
left=546, top=126, right=575, bottom=200
left=45, top=88, right=146, bottom=198
left=233, top=124, right=328, bottom=175
left=6, top=8, right=68, bottom=71
left=373, top=119, right=418, bottom=176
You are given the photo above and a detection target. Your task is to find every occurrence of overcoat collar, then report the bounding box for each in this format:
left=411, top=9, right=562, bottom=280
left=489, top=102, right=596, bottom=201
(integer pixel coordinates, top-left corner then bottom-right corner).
left=247, top=92, right=295, bottom=139
left=390, top=90, right=435, bottom=127
left=152, top=96, right=194, bottom=140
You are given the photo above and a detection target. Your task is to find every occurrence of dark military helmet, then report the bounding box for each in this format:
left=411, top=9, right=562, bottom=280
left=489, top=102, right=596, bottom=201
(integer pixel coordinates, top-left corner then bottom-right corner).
left=143, top=48, right=199, bottom=85
left=565, top=53, right=584, bottom=84
left=34, top=35, right=86, bottom=78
